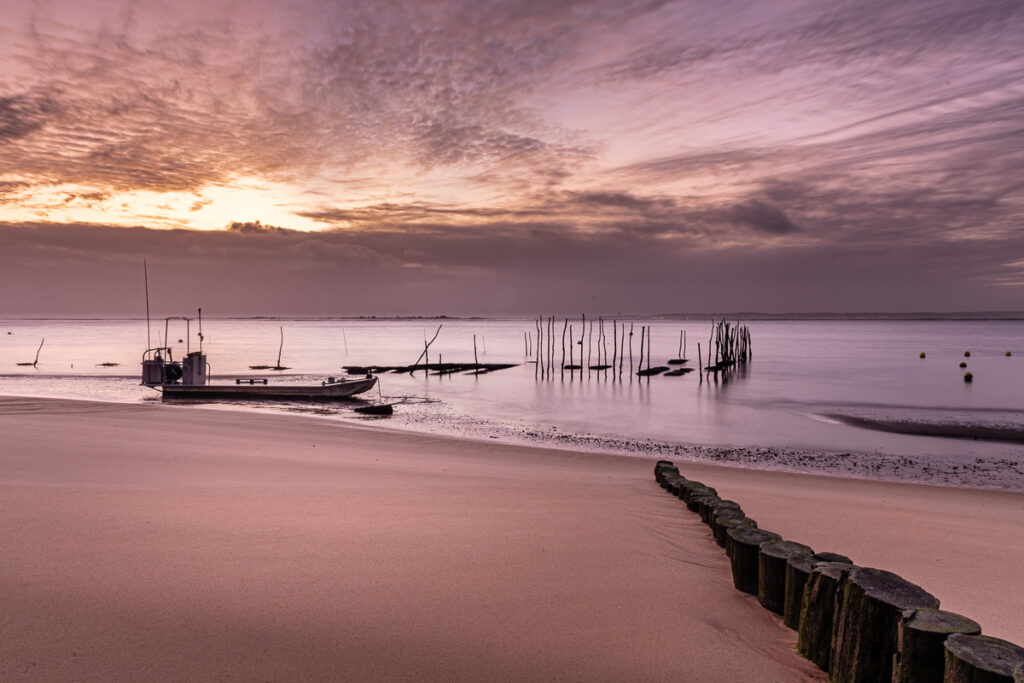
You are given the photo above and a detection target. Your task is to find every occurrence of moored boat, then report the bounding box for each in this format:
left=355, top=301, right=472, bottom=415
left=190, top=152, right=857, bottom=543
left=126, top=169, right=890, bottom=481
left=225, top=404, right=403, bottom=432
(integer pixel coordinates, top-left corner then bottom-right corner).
left=141, top=315, right=376, bottom=401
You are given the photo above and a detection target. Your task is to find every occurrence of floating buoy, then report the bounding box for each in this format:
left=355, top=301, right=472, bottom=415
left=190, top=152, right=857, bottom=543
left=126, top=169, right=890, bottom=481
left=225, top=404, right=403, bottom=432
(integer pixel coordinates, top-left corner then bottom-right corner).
left=959, top=361, right=967, bottom=368
left=963, top=372, right=973, bottom=383
left=1006, top=351, right=1013, bottom=357
left=919, top=352, right=926, bottom=358
left=964, top=351, right=971, bottom=357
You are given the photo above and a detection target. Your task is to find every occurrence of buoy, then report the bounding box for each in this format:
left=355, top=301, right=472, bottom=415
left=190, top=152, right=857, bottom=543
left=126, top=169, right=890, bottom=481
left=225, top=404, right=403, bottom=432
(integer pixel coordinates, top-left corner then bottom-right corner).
left=1006, top=351, right=1013, bottom=357
left=963, top=372, right=973, bottom=383
left=964, top=351, right=971, bottom=357
left=919, top=352, right=926, bottom=358
left=959, top=361, right=967, bottom=368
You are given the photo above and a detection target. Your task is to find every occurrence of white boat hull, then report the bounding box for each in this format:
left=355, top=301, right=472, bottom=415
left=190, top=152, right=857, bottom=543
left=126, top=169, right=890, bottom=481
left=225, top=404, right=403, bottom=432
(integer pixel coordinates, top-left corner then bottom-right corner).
left=160, top=376, right=377, bottom=400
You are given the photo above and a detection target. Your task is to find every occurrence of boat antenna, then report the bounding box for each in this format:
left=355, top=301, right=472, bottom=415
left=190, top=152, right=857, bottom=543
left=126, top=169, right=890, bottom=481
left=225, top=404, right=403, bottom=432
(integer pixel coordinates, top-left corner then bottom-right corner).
left=198, top=308, right=204, bottom=353
left=144, top=260, right=151, bottom=348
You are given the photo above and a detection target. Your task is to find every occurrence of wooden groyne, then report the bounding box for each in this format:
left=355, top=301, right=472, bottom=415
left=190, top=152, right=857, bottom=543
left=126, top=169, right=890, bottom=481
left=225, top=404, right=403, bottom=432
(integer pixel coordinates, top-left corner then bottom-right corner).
left=653, top=460, right=1024, bottom=682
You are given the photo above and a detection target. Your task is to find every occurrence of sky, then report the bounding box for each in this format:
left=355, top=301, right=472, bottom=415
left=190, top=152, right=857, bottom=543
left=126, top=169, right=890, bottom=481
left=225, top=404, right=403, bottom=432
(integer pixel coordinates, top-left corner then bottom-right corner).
left=1, top=0, right=1022, bottom=316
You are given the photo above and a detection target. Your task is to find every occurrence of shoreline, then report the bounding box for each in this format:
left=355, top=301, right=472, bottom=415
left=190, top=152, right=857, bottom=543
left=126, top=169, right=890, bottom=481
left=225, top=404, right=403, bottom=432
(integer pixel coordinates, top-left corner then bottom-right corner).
left=2, top=393, right=1022, bottom=680
left=3, top=386, right=1024, bottom=492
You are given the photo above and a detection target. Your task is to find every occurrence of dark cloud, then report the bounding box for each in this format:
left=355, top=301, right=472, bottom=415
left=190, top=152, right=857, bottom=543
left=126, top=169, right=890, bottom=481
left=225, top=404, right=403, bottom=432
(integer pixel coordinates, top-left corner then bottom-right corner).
left=226, top=220, right=295, bottom=234
left=0, top=93, right=59, bottom=141
left=1, top=220, right=1021, bottom=316
left=726, top=201, right=800, bottom=235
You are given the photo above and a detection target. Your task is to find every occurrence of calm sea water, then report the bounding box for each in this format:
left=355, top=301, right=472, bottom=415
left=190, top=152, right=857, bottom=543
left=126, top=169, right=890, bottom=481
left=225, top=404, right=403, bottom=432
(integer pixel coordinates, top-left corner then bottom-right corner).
left=2, top=317, right=1022, bottom=488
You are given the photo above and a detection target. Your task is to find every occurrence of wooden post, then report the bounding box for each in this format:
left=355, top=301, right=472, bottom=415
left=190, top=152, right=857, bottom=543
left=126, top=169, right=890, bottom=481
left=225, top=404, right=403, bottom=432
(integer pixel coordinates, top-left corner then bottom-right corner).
left=698, top=342, right=703, bottom=383
left=758, top=540, right=813, bottom=615
left=32, top=338, right=45, bottom=367
left=587, top=319, right=593, bottom=370
left=602, top=318, right=608, bottom=367
left=687, top=491, right=718, bottom=514
left=473, top=334, right=479, bottom=372
left=561, top=318, right=567, bottom=378
left=830, top=567, right=940, bottom=683
left=568, top=325, right=574, bottom=375
left=549, top=316, right=555, bottom=375
left=797, top=561, right=855, bottom=671
left=703, top=499, right=741, bottom=526
left=612, top=320, right=618, bottom=371
left=581, top=313, right=586, bottom=370
left=784, top=552, right=852, bottom=631
left=726, top=527, right=782, bottom=594
left=647, top=326, right=651, bottom=372
left=628, top=323, right=634, bottom=376
left=537, top=318, right=542, bottom=378
left=619, top=323, right=625, bottom=377
left=715, top=515, right=757, bottom=549
left=893, top=609, right=981, bottom=683
left=944, top=634, right=1024, bottom=683
left=637, top=326, right=645, bottom=374
left=709, top=319, right=715, bottom=370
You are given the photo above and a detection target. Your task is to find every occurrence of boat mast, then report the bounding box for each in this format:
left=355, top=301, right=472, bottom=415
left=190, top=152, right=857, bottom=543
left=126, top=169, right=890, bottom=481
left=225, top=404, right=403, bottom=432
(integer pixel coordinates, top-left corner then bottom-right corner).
left=144, top=260, right=151, bottom=348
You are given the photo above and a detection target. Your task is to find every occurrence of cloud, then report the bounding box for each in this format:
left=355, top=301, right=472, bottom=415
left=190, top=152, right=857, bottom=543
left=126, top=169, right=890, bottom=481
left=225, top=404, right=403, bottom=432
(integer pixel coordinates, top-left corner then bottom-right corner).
left=0, top=93, right=59, bottom=141
left=0, top=220, right=1021, bottom=316
left=726, top=201, right=800, bottom=235
left=226, top=220, right=295, bottom=234
left=0, top=0, right=1022, bottom=313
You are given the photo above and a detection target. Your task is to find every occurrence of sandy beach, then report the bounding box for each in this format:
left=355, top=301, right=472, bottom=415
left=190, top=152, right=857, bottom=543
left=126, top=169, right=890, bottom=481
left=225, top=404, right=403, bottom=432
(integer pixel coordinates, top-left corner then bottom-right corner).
left=1, top=396, right=1022, bottom=681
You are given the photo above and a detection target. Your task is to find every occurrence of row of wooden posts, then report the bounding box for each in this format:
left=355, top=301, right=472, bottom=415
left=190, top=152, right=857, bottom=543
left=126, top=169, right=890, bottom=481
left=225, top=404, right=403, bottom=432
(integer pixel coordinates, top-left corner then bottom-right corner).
left=654, top=461, right=1024, bottom=682
left=525, top=316, right=753, bottom=380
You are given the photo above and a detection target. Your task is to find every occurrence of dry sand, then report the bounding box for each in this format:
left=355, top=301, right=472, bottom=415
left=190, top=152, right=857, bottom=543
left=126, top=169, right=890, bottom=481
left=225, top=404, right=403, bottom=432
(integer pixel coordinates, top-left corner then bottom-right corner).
left=1, top=396, right=1021, bottom=681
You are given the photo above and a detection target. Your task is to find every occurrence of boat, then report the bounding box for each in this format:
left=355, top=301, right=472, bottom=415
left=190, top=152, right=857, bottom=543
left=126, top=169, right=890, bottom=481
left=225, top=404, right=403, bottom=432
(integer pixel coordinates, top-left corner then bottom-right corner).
left=141, top=315, right=377, bottom=400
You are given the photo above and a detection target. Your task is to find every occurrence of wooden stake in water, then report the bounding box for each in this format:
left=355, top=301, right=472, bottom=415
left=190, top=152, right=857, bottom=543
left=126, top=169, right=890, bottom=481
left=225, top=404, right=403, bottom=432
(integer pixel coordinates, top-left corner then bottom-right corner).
left=647, top=327, right=652, bottom=372
left=612, top=320, right=618, bottom=371
left=619, top=323, right=625, bottom=378
left=561, top=318, right=567, bottom=378
left=698, top=343, right=703, bottom=383
left=589, top=319, right=598, bottom=370
left=628, top=323, right=634, bottom=376
left=568, top=325, right=574, bottom=375
left=637, top=326, right=645, bottom=374
left=276, top=327, right=285, bottom=368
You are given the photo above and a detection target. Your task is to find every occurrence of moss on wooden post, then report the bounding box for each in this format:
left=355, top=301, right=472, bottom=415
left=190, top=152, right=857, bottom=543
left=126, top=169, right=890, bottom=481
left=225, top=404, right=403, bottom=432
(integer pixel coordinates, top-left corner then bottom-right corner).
left=726, top=527, right=782, bottom=594
left=893, top=608, right=980, bottom=683
left=830, top=567, right=939, bottom=683
left=944, top=634, right=1024, bottom=683
left=797, top=561, right=854, bottom=671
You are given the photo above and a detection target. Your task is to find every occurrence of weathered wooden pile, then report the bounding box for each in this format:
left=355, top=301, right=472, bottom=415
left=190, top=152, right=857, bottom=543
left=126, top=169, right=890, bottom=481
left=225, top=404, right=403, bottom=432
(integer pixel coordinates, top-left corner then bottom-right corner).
left=343, top=362, right=516, bottom=376
left=700, top=319, right=751, bottom=374
left=653, top=460, right=1024, bottom=682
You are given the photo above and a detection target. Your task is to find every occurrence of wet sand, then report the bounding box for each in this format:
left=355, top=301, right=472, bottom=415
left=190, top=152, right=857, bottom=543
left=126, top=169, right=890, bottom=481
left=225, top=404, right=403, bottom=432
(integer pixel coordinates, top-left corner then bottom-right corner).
left=1, top=396, right=1021, bottom=680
